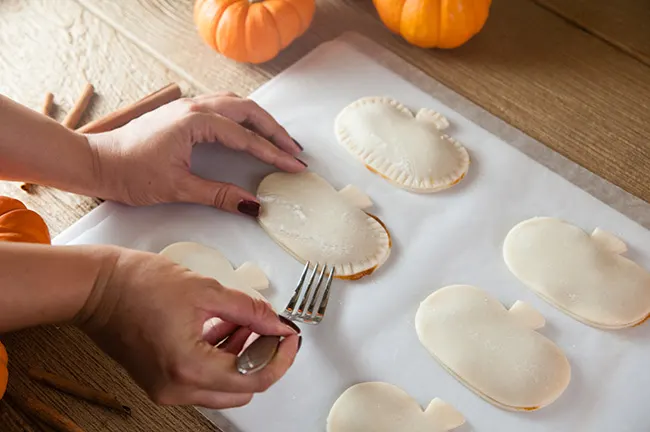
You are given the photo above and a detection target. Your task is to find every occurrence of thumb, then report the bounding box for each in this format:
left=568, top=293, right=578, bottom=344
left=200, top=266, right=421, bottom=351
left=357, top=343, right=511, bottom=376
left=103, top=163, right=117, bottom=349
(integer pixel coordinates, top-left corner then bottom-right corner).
left=208, top=284, right=297, bottom=337
left=178, top=174, right=261, bottom=217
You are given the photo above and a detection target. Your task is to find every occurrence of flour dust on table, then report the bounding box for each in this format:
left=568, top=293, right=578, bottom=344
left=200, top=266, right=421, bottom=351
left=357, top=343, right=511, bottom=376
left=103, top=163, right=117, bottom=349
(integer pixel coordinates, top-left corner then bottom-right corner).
left=415, top=285, right=571, bottom=412
left=256, top=172, right=391, bottom=280
left=327, top=382, right=465, bottom=432
left=335, top=97, right=470, bottom=193
left=503, top=217, right=650, bottom=330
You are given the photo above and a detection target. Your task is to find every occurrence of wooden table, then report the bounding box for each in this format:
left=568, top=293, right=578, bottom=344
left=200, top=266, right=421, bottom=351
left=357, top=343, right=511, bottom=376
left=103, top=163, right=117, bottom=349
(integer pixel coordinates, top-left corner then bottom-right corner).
left=1, top=0, right=648, bottom=430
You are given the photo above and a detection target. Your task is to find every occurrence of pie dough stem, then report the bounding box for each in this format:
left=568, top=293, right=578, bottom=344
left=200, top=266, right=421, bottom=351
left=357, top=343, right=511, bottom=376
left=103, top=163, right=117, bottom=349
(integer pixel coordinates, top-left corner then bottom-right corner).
left=508, top=300, right=546, bottom=330
left=591, top=228, right=628, bottom=255
left=337, top=184, right=373, bottom=209
left=415, top=108, right=450, bottom=130
left=424, top=398, right=465, bottom=430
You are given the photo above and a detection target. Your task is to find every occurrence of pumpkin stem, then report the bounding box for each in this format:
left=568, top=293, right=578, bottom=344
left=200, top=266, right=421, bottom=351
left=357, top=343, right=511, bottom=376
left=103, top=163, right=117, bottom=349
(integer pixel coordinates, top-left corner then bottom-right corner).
left=249, top=0, right=265, bottom=3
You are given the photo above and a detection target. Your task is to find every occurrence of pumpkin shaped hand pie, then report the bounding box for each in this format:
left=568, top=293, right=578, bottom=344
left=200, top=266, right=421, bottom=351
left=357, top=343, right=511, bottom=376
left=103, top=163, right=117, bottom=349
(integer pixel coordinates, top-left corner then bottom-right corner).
left=257, top=172, right=391, bottom=279
left=504, top=217, right=650, bottom=329
left=327, top=382, right=465, bottom=432
left=335, top=97, right=469, bottom=193
left=194, top=0, right=315, bottom=64
left=415, top=285, right=571, bottom=411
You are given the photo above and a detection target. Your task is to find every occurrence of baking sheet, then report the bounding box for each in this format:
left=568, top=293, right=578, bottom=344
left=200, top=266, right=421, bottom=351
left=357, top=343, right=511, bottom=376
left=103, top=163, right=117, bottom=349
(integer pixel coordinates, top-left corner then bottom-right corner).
left=54, top=32, right=650, bottom=432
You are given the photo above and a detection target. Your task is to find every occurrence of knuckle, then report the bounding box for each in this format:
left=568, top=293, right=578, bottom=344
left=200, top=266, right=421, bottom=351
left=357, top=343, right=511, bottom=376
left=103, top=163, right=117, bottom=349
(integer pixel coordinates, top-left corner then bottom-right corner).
left=177, top=97, right=203, bottom=114
left=212, top=185, right=231, bottom=209
left=216, top=90, right=238, bottom=98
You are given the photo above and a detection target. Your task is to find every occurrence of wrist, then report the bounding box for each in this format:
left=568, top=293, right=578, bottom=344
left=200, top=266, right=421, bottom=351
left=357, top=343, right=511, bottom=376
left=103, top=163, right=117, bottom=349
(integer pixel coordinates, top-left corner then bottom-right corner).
left=72, top=244, right=123, bottom=331
left=85, top=132, right=124, bottom=202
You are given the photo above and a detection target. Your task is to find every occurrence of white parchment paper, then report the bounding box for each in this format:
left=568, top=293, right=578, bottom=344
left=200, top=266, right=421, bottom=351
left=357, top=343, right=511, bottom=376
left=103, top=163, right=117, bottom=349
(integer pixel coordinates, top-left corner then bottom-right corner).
left=54, top=33, right=650, bottom=432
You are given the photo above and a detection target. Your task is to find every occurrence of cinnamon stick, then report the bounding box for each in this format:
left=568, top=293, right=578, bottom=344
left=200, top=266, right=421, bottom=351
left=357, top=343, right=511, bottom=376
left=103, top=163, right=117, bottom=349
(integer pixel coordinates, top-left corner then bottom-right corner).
left=61, top=82, right=94, bottom=129
left=9, top=394, right=85, bottom=432
left=28, top=368, right=131, bottom=416
left=76, top=83, right=181, bottom=134
left=20, top=92, right=56, bottom=193
left=41, top=92, right=54, bottom=117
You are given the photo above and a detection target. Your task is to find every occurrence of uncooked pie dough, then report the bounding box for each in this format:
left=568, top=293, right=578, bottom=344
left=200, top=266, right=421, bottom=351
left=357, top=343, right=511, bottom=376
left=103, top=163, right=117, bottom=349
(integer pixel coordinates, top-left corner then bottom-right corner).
left=327, top=382, right=465, bottom=432
left=503, top=217, right=650, bottom=329
left=257, top=172, right=391, bottom=279
left=159, top=242, right=273, bottom=336
left=335, top=97, right=470, bottom=193
left=415, top=285, right=571, bottom=411
left=159, top=241, right=269, bottom=302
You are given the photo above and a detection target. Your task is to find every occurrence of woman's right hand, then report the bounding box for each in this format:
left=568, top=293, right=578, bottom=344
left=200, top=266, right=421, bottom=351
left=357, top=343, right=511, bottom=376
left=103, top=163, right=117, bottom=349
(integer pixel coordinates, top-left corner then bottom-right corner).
left=77, top=246, right=300, bottom=409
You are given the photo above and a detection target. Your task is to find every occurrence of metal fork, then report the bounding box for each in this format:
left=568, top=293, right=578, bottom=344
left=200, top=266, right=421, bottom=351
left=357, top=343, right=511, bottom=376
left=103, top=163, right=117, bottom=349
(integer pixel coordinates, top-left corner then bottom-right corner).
left=236, top=261, right=335, bottom=375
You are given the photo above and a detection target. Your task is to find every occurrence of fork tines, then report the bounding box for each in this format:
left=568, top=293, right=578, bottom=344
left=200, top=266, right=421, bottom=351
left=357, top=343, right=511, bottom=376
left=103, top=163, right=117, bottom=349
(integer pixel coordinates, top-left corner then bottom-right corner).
left=284, top=262, right=335, bottom=324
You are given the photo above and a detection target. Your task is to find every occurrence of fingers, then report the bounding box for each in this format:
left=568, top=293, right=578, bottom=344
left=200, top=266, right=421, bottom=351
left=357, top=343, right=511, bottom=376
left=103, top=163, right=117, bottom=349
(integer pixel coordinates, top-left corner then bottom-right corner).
left=178, top=175, right=261, bottom=216
left=202, top=317, right=238, bottom=345
left=183, top=389, right=254, bottom=410
left=208, top=286, right=297, bottom=337
left=198, top=334, right=300, bottom=394
left=219, top=327, right=254, bottom=355
left=160, top=387, right=253, bottom=409
left=192, top=94, right=302, bottom=155
left=184, top=111, right=306, bottom=173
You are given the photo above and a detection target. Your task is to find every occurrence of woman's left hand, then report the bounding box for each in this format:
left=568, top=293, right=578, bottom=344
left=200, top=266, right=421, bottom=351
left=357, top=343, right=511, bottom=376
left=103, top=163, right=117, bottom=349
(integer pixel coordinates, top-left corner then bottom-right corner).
left=87, top=92, right=306, bottom=217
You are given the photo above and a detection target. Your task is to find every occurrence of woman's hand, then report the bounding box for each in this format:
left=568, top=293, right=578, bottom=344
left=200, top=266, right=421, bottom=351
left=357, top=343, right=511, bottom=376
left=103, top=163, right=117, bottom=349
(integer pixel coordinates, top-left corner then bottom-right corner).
left=77, top=246, right=300, bottom=409
left=88, top=92, right=306, bottom=217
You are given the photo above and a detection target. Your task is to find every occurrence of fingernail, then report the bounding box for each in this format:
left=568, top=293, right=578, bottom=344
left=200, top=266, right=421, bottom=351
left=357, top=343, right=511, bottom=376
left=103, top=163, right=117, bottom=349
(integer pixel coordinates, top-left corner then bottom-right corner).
left=279, top=315, right=301, bottom=334
left=292, top=138, right=304, bottom=151
left=297, top=336, right=303, bottom=353
left=237, top=200, right=260, bottom=217
left=295, top=157, right=308, bottom=168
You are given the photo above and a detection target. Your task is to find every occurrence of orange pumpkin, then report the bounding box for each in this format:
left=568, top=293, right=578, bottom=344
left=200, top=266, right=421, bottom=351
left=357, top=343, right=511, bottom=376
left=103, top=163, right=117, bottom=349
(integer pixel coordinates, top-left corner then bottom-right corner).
left=0, top=197, right=51, bottom=399
left=0, top=197, right=50, bottom=245
left=372, top=0, right=492, bottom=49
left=194, top=0, right=316, bottom=64
left=0, top=341, right=7, bottom=400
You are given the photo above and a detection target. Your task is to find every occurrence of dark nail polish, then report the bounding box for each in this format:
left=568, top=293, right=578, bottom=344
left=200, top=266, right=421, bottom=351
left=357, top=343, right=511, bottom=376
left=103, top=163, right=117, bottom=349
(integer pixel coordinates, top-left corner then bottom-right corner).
left=237, top=200, right=260, bottom=217
left=292, top=138, right=304, bottom=151
left=279, top=315, right=301, bottom=334
left=295, top=157, right=308, bottom=168
left=297, top=336, right=303, bottom=353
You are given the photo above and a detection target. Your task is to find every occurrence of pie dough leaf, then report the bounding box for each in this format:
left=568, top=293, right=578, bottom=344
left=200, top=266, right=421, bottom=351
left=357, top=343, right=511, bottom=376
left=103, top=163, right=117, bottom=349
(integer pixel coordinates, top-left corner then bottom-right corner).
left=504, top=217, right=650, bottom=329
left=415, top=285, right=571, bottom=411
left=335, top=96, right=469, bottom=193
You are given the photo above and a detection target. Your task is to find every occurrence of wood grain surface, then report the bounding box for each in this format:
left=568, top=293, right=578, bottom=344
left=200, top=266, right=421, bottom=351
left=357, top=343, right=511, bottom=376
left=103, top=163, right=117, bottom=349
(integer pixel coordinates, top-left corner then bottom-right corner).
left=1, top=0, right=649, bottom=431
left=534, top=0, right=650, bottom=66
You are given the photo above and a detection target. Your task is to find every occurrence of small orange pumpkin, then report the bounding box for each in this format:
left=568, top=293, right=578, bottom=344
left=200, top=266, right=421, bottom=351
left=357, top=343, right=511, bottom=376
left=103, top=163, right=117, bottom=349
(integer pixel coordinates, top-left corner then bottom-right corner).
left=0, top=197, right=51, bottom=245
left=0, top=197, right=51, bottom=399
left=0, top=341, right=7, bottom=400
left=194, top=0, right=316, bottom=64
left=372, top=0, right=492, bottom=49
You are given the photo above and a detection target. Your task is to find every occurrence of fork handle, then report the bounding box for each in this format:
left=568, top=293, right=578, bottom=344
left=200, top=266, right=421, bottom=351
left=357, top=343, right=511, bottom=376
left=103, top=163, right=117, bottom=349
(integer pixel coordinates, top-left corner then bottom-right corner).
left=236, top=335, right=282, bottom=375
